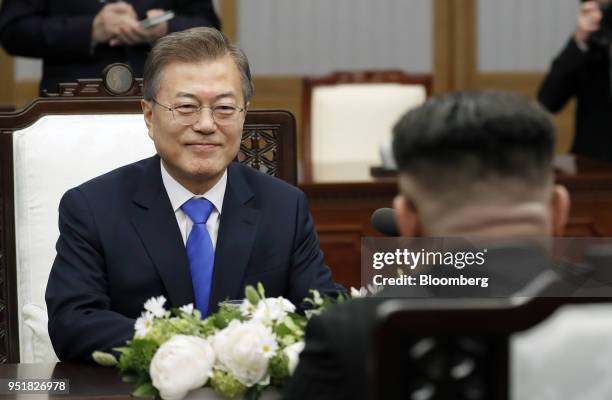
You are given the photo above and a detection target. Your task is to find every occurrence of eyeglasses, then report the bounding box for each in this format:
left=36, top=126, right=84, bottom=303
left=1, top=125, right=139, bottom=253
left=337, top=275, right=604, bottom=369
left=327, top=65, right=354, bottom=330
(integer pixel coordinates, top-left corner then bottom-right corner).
left=151, top=99, right=246, bottom=126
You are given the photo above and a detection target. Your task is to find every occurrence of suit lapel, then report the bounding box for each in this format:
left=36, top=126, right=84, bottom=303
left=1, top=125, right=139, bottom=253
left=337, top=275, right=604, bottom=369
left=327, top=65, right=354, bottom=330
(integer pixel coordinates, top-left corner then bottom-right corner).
left=209, top=163, right=261, bottom=311
left=129, top=156, right=194, bottom=308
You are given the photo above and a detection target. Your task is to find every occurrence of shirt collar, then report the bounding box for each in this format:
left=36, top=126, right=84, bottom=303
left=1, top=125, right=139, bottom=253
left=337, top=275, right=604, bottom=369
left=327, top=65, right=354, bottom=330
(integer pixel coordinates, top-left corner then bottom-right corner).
left=160, top=159, right=227, bottom=214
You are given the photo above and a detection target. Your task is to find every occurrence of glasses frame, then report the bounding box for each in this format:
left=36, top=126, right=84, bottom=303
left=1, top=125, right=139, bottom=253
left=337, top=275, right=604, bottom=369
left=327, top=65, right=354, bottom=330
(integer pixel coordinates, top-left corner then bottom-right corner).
left=151, top=98, right=246, bottom=126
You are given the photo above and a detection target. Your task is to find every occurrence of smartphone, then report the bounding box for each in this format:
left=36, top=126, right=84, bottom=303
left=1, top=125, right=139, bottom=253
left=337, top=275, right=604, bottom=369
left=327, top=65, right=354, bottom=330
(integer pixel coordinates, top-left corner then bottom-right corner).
left=140, top=11, right=175, bottom=29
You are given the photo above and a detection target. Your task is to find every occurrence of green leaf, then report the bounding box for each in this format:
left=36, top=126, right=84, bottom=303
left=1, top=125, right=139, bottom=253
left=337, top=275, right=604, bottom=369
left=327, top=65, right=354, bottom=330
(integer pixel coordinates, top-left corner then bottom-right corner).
left=245, top=285, right=260, bottom=305
left=121, top=374, right=137, bottom=383
left=113, top=346, right=130, bottom=354
left=92, top=351, right=118, bottom=367
left=244, top=385, right=266, bottom=400
left=210, top=369, right=247, bottom=398
left=269, top=353, right=290, bottom=381
left=256, top=282, right=266, bottom=299
left=117, top=338, right=159, bottom=376
left=132, top=382, right=157, bottom=398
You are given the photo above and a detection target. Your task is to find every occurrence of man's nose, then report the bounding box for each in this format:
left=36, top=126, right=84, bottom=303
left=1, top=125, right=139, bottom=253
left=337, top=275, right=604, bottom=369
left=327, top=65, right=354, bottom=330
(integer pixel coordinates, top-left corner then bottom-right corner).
left=191, top=108, right=216, bottom=133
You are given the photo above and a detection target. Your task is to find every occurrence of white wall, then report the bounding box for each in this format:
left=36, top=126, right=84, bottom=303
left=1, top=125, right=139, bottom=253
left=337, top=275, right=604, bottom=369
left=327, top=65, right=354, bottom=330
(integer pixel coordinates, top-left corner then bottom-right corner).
left=238, top=0, right=432, bottom=75
left=478, top=0, right=579, bottom=72
left=11, top=1, right=581, bottom=81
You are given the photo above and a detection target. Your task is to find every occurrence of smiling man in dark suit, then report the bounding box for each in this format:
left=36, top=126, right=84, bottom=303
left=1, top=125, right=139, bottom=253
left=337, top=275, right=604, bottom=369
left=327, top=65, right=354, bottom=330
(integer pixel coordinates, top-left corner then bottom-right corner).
left=45, top=27, right=343, bottom=362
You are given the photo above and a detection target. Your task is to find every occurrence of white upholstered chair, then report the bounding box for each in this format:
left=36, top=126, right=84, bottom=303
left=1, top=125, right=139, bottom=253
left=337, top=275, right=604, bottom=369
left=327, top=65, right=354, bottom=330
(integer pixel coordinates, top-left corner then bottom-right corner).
left=0, top=77, right=297, bottom=363
left=300, top=70, right=431, bottom=181
left=10, top=113, right=155, bottom=363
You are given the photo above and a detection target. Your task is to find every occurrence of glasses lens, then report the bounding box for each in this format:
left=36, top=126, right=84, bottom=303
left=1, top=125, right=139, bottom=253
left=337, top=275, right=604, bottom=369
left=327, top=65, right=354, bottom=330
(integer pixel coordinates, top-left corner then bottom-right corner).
left=172, top=105, right=242, bottom=126
left=212, top=105, right=240, bottom=125
left=173, top=104, right=200, bottom=126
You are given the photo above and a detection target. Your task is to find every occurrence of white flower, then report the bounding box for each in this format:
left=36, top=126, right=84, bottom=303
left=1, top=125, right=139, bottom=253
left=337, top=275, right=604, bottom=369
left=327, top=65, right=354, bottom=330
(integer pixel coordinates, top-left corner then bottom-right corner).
left=150, top=335, right=215, bottom=400
left=179, top=304, right=194, bottom=316
left=310, top=290, right=324, bottom=306
left=213, top=320, right=278, bottom=387
left=144, top=296, right=170, bottom=318
left=239, top=298, right=256, bottom=317
left=284, top=341, right=305, bottom=375
left=350, top=285, right=382, bottom=298
left=134, top=311, right=155, bottom=338
left=366, top=283, right=383, bottom=296
left=251, top=297, right=296, bottom=323
left=350, top=287, right=368, bottom=298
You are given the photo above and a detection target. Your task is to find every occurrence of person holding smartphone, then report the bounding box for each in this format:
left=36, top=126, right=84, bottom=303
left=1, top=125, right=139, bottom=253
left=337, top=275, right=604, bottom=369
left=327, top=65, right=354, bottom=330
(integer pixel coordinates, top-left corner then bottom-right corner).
left=538, top=0, right=612, bottom=162
left=0, top=0, right=220, bottom=94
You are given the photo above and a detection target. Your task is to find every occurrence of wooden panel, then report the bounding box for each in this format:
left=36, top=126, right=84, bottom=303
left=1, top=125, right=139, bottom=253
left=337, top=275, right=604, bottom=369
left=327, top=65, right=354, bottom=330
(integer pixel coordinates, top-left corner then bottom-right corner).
left=249, top=76, right=303, bottom=153
left=433, top=0, right=454, bottom=94
left=219, top=0, right=238, bottom=42
left=302, top=157, right=612, bottom=290
left=0, top=49, right=14, bottom=106
left=453, top=0, right=477, bottom=90
left=13, top=81, right=39, bottom=111
left=318, top=226, right=363, bottom=290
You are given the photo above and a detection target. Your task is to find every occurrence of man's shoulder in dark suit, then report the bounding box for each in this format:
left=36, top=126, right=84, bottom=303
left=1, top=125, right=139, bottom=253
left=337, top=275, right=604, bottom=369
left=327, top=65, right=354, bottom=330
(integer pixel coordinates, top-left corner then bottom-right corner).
left=285, top=298, right=384, bottom=400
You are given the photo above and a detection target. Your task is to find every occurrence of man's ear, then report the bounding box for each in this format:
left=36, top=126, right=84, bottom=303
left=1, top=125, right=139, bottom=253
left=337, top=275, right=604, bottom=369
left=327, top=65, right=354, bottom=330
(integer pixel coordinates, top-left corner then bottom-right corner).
left=551, top=184, right=570, bottom=236
left=393, top=195, right=421, bottom=237
left=141, top=99, right=154, bottom=140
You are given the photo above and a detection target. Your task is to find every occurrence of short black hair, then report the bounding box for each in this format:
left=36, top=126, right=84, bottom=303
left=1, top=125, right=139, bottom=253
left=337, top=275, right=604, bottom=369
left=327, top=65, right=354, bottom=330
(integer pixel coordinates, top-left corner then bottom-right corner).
left=392, top=91, right=555, bottom=193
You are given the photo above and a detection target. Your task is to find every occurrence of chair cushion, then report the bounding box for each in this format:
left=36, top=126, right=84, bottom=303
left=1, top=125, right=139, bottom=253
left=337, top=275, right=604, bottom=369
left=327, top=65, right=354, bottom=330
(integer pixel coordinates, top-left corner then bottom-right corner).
left=512, top=304, right=612, bottom=399
left=22, top=304, right=58, bottom=363
left=13, top=114, right=155, bottom=362
left=311, top=83, right=426, bottom=165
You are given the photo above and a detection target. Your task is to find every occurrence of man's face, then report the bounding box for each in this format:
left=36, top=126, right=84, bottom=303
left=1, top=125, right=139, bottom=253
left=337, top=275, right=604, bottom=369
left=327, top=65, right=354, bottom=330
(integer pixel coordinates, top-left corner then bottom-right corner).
left=142, top=56, right=246, bottom=193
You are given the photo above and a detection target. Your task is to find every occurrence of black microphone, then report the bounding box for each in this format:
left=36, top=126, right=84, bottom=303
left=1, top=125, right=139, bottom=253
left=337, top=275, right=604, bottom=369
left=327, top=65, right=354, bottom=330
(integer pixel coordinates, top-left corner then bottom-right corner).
left=371, top=208, right=399, bottom=237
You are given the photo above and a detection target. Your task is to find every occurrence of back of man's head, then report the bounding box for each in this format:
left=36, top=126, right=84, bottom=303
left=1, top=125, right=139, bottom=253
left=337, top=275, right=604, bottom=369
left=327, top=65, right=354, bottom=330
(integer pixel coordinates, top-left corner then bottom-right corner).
left=392, top=91, right=567, bottom=236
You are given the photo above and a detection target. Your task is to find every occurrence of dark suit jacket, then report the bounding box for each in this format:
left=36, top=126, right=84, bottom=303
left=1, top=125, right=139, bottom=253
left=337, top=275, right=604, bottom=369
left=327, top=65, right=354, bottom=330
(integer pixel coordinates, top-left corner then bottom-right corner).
left=284, top=297, right=381, bottom=400
left=0, top=0, right=220, bottom=94
left=46, top=155, right=343, bottom=361
left=538, top=38, right=612, bottom=161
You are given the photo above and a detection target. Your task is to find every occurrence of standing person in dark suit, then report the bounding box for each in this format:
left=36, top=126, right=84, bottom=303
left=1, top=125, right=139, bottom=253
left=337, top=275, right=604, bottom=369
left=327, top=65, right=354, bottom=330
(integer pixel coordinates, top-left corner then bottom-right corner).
left=0, top=0, right=220, bottom=94
left=538, top=0, right=612, bottom=161
left=45, top=27, right=344, bottom=362
left=284, top=91, right=571, bottom=400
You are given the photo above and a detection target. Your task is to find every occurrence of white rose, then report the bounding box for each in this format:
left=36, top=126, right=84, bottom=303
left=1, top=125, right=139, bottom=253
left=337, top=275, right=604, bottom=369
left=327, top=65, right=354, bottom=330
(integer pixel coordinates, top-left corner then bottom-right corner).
left=150, top=335, right=215, bottom=400
left=284, top=341, right=305, bottom=375
left=252, top=297, right=296, bottom=323
left=213, top=320, right=278, bottom=387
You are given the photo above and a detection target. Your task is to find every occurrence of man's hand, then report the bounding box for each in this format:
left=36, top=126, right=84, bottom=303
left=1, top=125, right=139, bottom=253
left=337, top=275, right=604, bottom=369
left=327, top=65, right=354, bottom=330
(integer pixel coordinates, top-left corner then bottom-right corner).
left=575, top=1, right=603, bottom=43
left=92, top=2, right=140, bottom=45
left=108, top=8, right=169, bottom=47
left=142, top=9, right=170, bottom=44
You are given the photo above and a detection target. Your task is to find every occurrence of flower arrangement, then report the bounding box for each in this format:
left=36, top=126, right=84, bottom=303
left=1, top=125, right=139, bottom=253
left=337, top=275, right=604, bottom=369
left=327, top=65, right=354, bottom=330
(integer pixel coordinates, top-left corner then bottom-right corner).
left=93, top=284, right=339, bottom=400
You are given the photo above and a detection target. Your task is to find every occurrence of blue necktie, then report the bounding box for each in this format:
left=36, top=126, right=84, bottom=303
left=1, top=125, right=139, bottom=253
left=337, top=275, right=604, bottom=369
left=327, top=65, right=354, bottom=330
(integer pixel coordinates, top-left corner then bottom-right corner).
left=181, top=198, right=215, bottom=317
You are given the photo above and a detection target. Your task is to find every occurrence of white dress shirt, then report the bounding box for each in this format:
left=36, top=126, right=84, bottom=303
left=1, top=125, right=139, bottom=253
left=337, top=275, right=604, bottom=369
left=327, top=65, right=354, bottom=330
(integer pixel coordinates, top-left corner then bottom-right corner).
left=160, top=160, right=227, bottom=249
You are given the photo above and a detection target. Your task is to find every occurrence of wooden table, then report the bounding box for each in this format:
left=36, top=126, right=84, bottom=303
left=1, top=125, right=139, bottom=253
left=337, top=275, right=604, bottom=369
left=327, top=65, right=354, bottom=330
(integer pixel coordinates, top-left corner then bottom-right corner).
left=300, top=155, right=612, bottom=289
left=0, top=362, right=132, bottom=399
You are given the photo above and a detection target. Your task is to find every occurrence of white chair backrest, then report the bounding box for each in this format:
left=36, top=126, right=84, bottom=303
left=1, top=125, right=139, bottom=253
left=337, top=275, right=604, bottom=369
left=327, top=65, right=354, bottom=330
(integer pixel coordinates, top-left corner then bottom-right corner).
left=511, top=303, right=612, bottom=399
left=13, top=114, right=155, bottom=362
left=310, top=83, right=426, bottom=165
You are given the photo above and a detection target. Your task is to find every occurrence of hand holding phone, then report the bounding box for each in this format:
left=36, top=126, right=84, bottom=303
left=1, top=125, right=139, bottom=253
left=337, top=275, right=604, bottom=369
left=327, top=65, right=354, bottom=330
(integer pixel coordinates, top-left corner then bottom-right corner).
left=140, top=10, right=175, bottom=29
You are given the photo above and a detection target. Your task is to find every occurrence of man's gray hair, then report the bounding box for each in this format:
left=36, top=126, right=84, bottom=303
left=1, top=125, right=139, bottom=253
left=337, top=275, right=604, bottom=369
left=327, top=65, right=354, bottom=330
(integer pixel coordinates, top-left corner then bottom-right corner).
left=143, top=27, right=253, bottom=104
